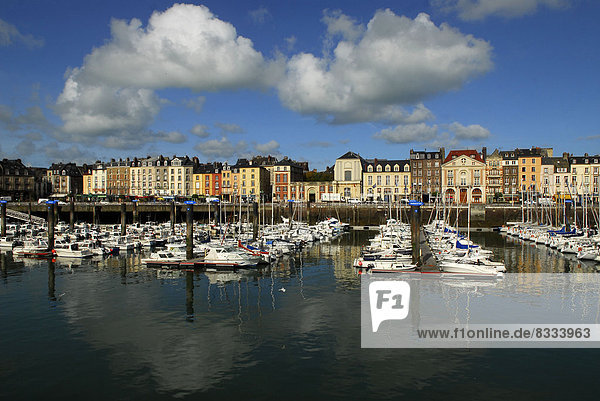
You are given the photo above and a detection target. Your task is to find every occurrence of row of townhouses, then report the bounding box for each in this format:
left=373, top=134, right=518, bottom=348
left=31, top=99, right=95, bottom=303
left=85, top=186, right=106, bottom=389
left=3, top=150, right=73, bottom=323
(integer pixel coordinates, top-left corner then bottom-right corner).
left=333, top=147, right=600, bottom=204
left=1, top=147, right=599, bottom=203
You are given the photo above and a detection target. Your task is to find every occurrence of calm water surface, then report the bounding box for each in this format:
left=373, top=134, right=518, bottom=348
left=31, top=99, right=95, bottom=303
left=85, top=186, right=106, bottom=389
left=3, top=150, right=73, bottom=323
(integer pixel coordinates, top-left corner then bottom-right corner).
left=1, top=231, right=599, bottom=400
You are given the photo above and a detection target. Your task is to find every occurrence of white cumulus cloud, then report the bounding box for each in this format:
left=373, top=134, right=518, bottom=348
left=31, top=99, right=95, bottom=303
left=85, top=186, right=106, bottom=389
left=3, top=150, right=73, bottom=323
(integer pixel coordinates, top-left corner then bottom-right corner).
left=215, top=122, right=244, bottom=134
left=448, top=122, right=490, bottom=139
left=373, top=123, right=439, bottom=144
left=432, top=0, right=569, bottom=21
left=254, top=140, right=280, bottom=154
left=55, top=3, right=280, bottom=148
left=277, top=10, right=492, bottom=124
left=190, top=124, right=210, bottom=138
left=194, top=137, right=248, bottom=159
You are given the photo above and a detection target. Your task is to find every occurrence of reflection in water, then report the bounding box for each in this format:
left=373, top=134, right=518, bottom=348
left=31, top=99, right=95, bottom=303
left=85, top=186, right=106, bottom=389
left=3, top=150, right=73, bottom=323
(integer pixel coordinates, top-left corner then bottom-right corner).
left=471, top=232, right=600, bottom=273
left=48, top=259, right=56, bottom=302
left=186, top=270, right=194, bottom=321
left=1, top=232, right=600, bottom=400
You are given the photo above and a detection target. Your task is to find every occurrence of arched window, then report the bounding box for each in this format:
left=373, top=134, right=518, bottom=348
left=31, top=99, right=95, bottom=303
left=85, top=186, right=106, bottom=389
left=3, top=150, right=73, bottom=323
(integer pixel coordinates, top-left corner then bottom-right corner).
left=367, top=165, right=373, bottom=172
left=404, top=164, right=409, bottom=172
left=385, top=165, right=391, bottom=172
left=394, top=164, right=399, bottom=172
left=376, top=165, right=382, bottom=172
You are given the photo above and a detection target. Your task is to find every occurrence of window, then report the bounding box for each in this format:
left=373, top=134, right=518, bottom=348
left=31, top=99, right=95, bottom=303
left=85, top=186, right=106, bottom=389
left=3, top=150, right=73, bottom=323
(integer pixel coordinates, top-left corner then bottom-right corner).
left=385, top=176, right=390, bottom=185
left=532, top=167, right=536, bottom=172
left=368, top=176, right=372, bottom=186
left=376, top=165, right=382, bottom=172
left=385, top=165, right=390, bottom=172
left=531, top=159, right=535, bottom=163
left=522, top=167, right=526, bottom=172
left=394, top=165, right=399, bottom=172
left=377, top=176, right=382, bottom=186
left=344, top=171, right=352, bottom=181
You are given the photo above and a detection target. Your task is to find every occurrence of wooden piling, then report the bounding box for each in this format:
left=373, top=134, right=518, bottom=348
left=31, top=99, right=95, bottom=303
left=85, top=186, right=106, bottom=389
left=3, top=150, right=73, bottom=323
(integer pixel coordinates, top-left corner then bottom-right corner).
left=410, top=202, right=422, bottom=267
left=0, top=201, right=6, bottom=237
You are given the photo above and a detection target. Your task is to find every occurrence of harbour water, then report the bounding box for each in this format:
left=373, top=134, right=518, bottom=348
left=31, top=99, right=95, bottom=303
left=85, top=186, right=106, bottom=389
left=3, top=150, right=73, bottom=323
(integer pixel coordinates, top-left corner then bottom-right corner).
left=1, top=231, right=599, bottom=400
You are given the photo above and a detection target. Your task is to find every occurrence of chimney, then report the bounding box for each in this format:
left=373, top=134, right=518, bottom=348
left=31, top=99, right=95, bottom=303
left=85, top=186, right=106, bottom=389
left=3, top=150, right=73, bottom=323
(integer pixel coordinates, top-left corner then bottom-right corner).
left=585, top=153, right=589, bottom=157
left=563, top=152, right=569, bottom=160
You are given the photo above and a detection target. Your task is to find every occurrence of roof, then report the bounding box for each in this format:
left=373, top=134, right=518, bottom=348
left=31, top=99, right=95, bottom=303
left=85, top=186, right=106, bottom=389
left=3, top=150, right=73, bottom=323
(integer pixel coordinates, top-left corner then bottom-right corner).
left=363, top=159, right=410, bottom=172
left=337, top=151, right=363, bottom=160
left=515, top=147, right=552, bottom=158
left=542, top=157, right=569, bottom=166
left=499, top=150, right=517, bottom=160
left=570, top=155, right=600, bottom=165
left=443, top=150, right=484, bottom=164
left=275, top=158, right=302, bottom=168
left=487, top=149, right=502, bottom=159
left=48, top=162, right=83, bottom=176
left=0, top=159, right=31, bottom=175
left=409, top=149, right=443, bottom=160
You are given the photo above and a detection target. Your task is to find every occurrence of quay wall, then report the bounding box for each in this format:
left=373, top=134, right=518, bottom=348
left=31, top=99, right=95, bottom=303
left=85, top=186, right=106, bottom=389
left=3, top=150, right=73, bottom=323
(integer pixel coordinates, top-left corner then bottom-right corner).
left=5, top=203, right=597, bottom=229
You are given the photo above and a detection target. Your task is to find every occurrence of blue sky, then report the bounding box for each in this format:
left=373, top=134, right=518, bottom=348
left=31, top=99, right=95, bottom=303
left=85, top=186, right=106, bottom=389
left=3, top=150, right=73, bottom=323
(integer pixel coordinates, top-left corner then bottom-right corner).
left=1, top=0, right=599, bottom=169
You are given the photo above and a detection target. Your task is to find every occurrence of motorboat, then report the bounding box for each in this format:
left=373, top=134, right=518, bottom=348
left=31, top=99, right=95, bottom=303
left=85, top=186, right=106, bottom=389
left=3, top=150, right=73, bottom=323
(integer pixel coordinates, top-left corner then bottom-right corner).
left=54, top=242, right=93, bottom=258
left=141, top=251, right=185, bottom=267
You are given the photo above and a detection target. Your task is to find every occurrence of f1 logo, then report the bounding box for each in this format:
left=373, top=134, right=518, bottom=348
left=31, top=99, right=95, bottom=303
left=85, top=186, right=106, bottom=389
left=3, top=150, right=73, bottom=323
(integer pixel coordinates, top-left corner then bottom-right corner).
left=369, top=281, right=410, bottom=332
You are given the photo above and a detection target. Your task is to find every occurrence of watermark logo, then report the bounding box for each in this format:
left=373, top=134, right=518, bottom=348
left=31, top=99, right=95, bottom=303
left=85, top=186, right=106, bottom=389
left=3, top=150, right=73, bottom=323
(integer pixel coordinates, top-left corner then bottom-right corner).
left=369, top=281, right=410, bottom=332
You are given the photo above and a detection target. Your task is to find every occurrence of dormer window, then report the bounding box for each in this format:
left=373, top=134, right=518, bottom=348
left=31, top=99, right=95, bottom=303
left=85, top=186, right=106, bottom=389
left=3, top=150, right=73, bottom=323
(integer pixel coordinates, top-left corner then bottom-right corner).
left=367, top=165, right=373, bottom=172
left=376, top=165, right=382, bottom=172
left=394, top=165, right=399, bottom=172
left=385, top=165, right=390, bottom=172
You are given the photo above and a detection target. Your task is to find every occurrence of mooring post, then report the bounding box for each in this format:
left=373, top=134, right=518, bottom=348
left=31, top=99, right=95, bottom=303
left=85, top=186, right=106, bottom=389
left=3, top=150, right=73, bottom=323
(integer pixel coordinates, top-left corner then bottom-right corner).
left=69, top=194, right=75, bottom=232
left=93, top=204, right=100, bottom=226
left=252, top=201, right=259, bottom=240
left=53, top=200, right=59, bottom=225
left=47, top=200, right=55, bottom=250
left=132, top=199, right=139, bottom=224
left=409, top=200, right=423, bottom=267
left=28, top=199, right=32, bottom=224
left=170, top=200, right=176, bottom=234
left=120, top=201, right=126, bottom=236
left=565, top=199, right=571, bottom=232
left=288, top=200, right=293, bottom=230
left=185, top=201, right=194, bottom=260
left=0, top=200, right=7, bottom=237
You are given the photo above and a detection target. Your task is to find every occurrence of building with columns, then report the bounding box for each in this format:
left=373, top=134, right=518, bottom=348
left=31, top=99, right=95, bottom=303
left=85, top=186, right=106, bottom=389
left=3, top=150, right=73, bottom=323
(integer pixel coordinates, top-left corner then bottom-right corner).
left=441, top=149, right=487, bottom=204
left=333, top=151, right=365, bottom=200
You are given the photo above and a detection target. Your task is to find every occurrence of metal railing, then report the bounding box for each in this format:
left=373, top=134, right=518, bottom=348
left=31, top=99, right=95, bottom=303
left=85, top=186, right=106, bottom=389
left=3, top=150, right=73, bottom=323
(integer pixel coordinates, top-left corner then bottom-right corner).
left=6, top=208, right=45, bottom=225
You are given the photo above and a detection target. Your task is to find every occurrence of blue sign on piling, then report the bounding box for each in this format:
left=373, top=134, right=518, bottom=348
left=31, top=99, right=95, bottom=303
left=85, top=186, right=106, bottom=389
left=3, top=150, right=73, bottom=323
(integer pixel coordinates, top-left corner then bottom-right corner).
left=408, top=200, right=423, bottom=207
left=0, top=200, right=7, bottom=204
left=184, top=201, right=195, bottom=205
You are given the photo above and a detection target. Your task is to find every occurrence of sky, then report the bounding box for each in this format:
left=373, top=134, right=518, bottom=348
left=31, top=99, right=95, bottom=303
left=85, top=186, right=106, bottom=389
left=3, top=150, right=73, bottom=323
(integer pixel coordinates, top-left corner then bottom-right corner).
left=1, top=0, right=599, bottom=170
